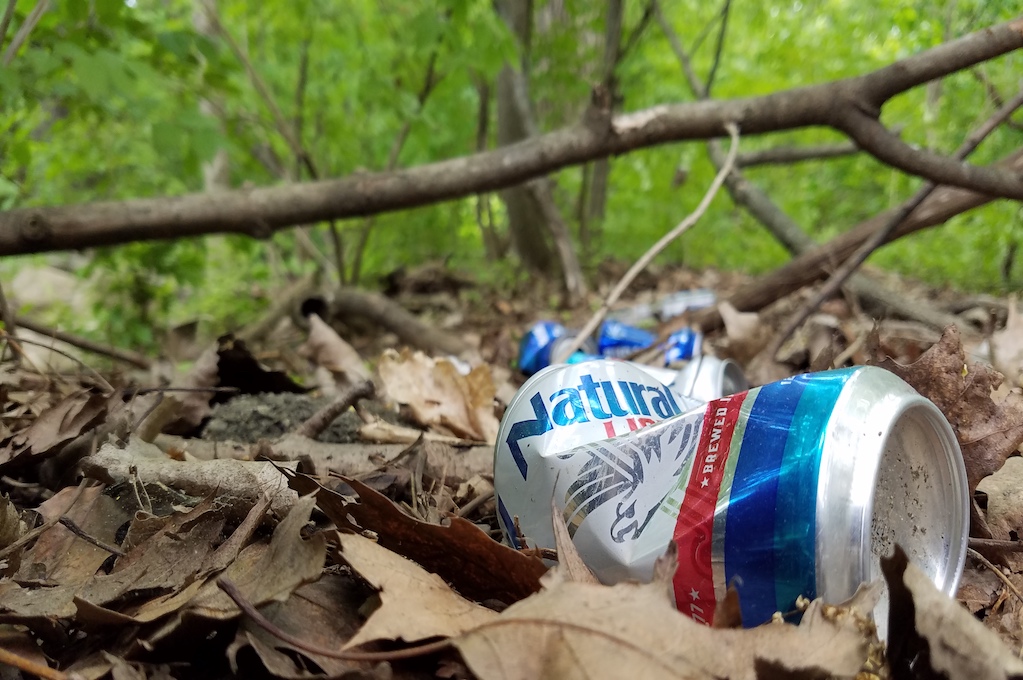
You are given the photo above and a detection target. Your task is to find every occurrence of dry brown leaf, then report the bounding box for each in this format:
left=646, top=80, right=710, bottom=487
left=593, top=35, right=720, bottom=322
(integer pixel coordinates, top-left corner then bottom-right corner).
left=719, top=301, right=769, bottom=364
left=0, top=390, right=108, bottom=469
left=870, top=325, right=1023, bottom=491
left=357, top=418, right=483, bottom=446
left=299, top=313, right=373, bottom=387
left=977, top=457, right=1023, bottom=539
left=281, top=469, right=547, bottom=605
left=550, top=497, right=599, bottom=585
left=337, top=532, right=498, bottom=649
left=991, top=296, right=1023, bottom=389
left=162, top=343, right=220, bottom=435
left=883, top=545, right=1023, bottom=680
left=377, top=348, right=498, bottom=443
left=454, top=557, right=870, bottom=680
left=227, top=574, right=376, bottom=679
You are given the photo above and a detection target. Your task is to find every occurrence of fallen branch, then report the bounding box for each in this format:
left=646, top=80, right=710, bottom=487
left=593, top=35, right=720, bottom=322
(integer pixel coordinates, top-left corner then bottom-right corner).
left=692, top=145, right=1023, bottom=332
left=2, top=17, right=1021, bottom=256
left=15, top=315, right=153, bottom=370
left=295, top=380, right=375, bottom=440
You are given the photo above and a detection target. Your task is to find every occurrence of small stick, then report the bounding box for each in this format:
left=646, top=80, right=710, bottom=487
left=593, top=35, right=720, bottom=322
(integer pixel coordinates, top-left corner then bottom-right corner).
left=0, top=480, right=90, bottom=560
left=969, top=537, right=1023, bottom=553
left=1, top=329, right=114, bottom=393
left=456, top=490, right=495, bottom=518
left=217, top=577, right=451, bottom=661
left=560, top=122, right=740, bottom=357
left=58, top=516, right=126, bottom=557
left=967, top=547, right=1023, bottom=609
left=15, top=315, right=152, bottom=370
left=295, top=380, right=375, bottom=440
left=0, top=647, right=67, bottom=680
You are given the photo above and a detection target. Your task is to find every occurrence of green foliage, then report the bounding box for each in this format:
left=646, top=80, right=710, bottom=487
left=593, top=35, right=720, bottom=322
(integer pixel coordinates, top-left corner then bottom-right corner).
left=1, top=0, right=1021, bottom=352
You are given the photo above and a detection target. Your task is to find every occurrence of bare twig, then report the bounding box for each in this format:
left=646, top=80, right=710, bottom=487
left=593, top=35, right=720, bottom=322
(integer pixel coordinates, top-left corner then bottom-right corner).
left=217, top=577, right=452, bottom=661
left=0, top=329, right=114, bottom=392
left=58, top=516, right=126, bottom=556
left=704, top=0, right=731, bottom=96
left=0, top=647, right=67, bottom=680
left=768, top=86, right=1023, bottom=359
left=15, top=315, right=152, bottom=370
left=456, top=489, right=495, bottom=518
left=969, top=537, right=1023, bottom=553
left=562, top=123, right=740, bottom=356
left=0, top=0, right=17, bottom=51
left=295, top=380, right=375, bottom=440
left=1, top=0, right=47, bottom=66
left=968, top=547, right=1023, bottom=608
left=616, top=0, right=655, bottom=64
left=737, top=141, right=859, bottom=167
left=0, top=480, right=90, bottom=560
left=200, top=0, right=346, bottom=281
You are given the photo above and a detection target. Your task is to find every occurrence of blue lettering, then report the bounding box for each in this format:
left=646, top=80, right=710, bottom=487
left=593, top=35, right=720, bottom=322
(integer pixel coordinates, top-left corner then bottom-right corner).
left=505, top=393, right=552, bottom=478
left=629, top=382, right=652, bottom=416
left=648, top=385, right=675, bottom=419
left=600, top=381, right=629, bottom=416
left=551, top=388, right=589, bottom=425
left=578, top=375, right=610, bottom=419
left=618, top=381, right=640, bottom=415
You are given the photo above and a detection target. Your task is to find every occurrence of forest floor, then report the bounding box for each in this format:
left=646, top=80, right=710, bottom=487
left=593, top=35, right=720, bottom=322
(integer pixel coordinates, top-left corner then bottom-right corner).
left=1, top=260, right=1022, bottom=680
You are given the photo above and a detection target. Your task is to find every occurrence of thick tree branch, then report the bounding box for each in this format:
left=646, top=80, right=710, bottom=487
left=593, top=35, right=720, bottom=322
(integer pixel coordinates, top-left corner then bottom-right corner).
left=0, top=17, right=1021, bottom=256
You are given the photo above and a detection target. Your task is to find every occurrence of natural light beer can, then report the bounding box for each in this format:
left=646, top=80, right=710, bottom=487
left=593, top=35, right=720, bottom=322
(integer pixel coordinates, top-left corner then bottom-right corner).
left=494, top=362, right=968, bottom=632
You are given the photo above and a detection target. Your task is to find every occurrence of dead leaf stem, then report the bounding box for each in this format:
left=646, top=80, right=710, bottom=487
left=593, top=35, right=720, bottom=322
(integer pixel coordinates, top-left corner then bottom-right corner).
left=216, top=577, right=453, bottom=661
left=57, top=516, right=126, bottom=557
left=0, top=329, right=113, bottom=393
left=0, top=647, right=67, bottom=680
left=294, top=380, right=375, bottom=440
left=0, top=479, right=89, bottom=561
left=456, top=489, right=495, bottom=518
left=968, top=548, right=1023, bottom=614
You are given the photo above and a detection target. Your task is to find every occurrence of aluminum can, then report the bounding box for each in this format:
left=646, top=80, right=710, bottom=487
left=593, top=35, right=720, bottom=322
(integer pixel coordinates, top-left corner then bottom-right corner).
left=598, top=320, right=657, bottom=358
left=518, top=321, right=596, bottom=376
left=664, top=328, right=703, bottom=365
left=494, top=362, right=968, bottom=635
left=672, top=355, right=749, bottom=403
left=657, top=288, right=716, bottom=321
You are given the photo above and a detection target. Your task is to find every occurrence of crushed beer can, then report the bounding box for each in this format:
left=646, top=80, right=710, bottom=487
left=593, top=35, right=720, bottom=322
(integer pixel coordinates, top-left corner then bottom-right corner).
left=518, top=321, right=597, bottom=376
left=597, top=320, right=657, bottom=358
left=494, top=361, right=968, bottom=635
left=608, top=289, right=717, bottom=326
left=664, top=328, right=703, bottom=365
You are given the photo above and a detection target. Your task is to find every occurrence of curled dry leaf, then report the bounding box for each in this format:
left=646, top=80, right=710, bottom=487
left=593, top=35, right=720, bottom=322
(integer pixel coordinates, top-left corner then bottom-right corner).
left=883, top=545, right=1023, bottom=680
left=977, top=457, right=1023, bottom=539
left=870, top=325, right=1023, bottom=491
left=336, top=532, right=498, bottom=649
left=990, top=296, right=1023, bottom=389
left=549, top=497, right=599, bottom=585
left=377, top=348, right=499, bottom=444
left=718, top=301, right=768, bottom=364
left=0, top=390, right=108, bottom=470
left=299, top=313, right=373, bottom=387
left=454, top=553, right=870, bottom=680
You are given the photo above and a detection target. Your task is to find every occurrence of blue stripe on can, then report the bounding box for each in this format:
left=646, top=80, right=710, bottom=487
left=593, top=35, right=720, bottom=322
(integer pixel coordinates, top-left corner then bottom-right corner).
left=771, top=369, right=854, bottom=618
left=724, top=377, right=806, bottom=625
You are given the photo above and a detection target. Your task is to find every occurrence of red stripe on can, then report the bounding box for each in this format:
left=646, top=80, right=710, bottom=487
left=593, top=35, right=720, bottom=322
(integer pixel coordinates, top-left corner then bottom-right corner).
left=672, top=391, right=747, bottom=624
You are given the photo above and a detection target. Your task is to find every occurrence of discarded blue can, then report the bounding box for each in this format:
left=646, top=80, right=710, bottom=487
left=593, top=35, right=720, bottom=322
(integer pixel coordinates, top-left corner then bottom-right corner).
left=518, top=321, right=597, bottom=376
left=664, top=328, right=703, bottom=365
left=494, top=361, right=968, bottom=635
left=598, top=320, right=657, bottom=358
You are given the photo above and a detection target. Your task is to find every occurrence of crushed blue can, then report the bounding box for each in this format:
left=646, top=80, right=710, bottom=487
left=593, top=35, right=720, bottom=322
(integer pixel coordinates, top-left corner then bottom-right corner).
left=597, top=320, right=657, bottom=358
left=518, top=321, right=597, bottom=376
left=664, top=328, right=703, bottom=365
left=494, top=360, right=968, bottom=637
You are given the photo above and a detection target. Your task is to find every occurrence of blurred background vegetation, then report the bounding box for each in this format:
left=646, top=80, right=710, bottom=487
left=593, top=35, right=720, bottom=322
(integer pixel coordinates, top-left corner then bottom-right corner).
left=1, top=0, right=1021, bottom=351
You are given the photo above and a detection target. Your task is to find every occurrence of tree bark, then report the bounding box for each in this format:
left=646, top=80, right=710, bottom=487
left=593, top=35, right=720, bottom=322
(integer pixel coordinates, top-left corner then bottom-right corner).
left=495, top=0, right=556, bottom=273
left=584, top=0, right=624, bottom=232
left=691, top=147, right=1023, bottom=332
left=0, top=17, right=1021, bottom=257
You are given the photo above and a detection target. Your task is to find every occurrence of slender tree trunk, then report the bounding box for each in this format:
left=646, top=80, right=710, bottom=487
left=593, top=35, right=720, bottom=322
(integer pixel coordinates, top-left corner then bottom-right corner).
left=583, top=0, right=624, bottom=244
left=495, top=0, right=557, bottom=273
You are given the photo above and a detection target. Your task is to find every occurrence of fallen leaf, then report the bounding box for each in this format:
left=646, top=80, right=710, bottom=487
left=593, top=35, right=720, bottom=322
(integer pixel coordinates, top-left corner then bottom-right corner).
left=977, top=457, right=1023, bottom=539
left=377, top=348, right=498, bottom=443
left=870, top=325, right=1023, bottom=491
left=227, top=573, right=376, bottom=679
left=0, top=494, right=25, bottom=575
left=991, top=295, right=1023, bottom=388
left=161, top=343, right=220, bottom=435
left=281, top=469, right=548, bottom=605
left=718, top=301, right=769, bottom=364
left=299, top=313, right=373, bottom=387
left=337, top=532, right=498, bottom=649
left=454, top=549, right=870, bottom=680
left=550, top=497, right=599, bottom=585
left=883, top=544, right=1023, bottom=680
left=0, top=390, right=108, bottom=469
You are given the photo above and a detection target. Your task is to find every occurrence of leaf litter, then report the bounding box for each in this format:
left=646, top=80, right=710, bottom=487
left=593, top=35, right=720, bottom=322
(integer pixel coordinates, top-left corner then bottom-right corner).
left=2, top=265, right=1023, bottom=678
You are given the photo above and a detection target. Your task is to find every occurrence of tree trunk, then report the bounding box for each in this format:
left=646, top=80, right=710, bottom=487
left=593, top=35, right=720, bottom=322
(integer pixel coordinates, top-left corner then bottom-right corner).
left=495, top=0, right=556, bottom=273
left=583, top=0, right=624, bottom=245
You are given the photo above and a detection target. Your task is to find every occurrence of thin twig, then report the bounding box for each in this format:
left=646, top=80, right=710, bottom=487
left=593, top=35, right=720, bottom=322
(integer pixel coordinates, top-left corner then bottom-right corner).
left=969, top=537, right=1023, bottom=553
left=737, top=142, right=859, bottom=167
left=1, top=0, right=47, bottom=66
left=456, top=489, right=495, bottom=518
left=616, top=0, right=655, bottom=64
left=0, top=647, right=67, bottom=680
left=0, top=480, right=90, bottom=560
left=704, top=0, right=731, bottom=96
left=200, top=0, right=346, bottom=281
left=295, top=380, right=375, bottom=440
left=0, top=0, right=17, bottom=51
left=768, top=87, right=1023, bottom=360
left=1, top=329, right=114, bottom=393
left=561, top=123, right=740, bottom=356
left=15, top=315, right=152, bottom=370
left=217, top=577, right=452, bottom=661
left=968, top=547, right=1023, bottom=608
left=58, top=516, right=126, bottom=556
